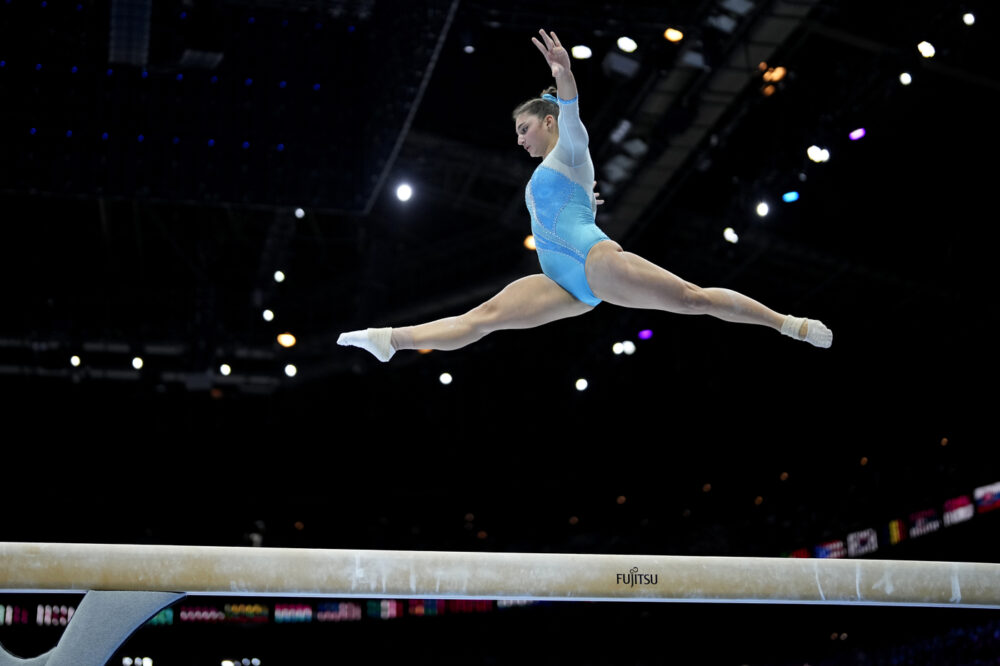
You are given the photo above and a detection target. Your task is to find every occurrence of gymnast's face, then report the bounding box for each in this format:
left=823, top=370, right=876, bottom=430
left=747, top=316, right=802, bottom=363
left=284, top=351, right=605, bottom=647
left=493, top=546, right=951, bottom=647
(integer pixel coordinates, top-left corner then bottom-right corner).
left=515, top=112, right=556, bottom=159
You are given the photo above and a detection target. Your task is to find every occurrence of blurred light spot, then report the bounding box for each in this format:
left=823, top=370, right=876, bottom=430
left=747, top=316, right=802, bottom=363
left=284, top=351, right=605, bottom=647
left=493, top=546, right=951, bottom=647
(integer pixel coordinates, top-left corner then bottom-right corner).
left=277, top=333, right=296, bottom=348
left=756, top=202, right=769, bottom=217
left=807, top=145, right=830, bottom=162
left=849, top=128, right=866, bottom=141
left=476, top=530, right=487, bottom=539
left=524, top=235, right=536, bottom=251
left=941, top=437, right=949, bottom=446
left=963, top=13, right=975, bottom=26
left=917, top=41, right=935, bottom=58
left=463, top=45, right=475, bottom=54
left=615, top=37, right=637, bottom=53
left=664, top=28, right=684, bottom=42
left=70, top=355, right=81, bottom=367
left=273, top=270, right=285, bottom=283
left=782, top=191, right=800, bottom=202
left=780, top=471, right=789, bottom=481
left=723, top=227, right=739, bottom=243
left=465, top=513, right=474, bottom=522
left=638, top=329, right=652, bottom=340
left=262, top=309, right=274, bottom=322
left=294, top=208, right=305, bottom=219
left=575, top=378, right=588, bottom=391
left=417, top=348, right=432, bottom=354
left=439, top=372, right=453, bottom=385
left=900, top=72, right=912, bottom=85
left=860, top=456, right=868, bottom=466
left=622, top=340, right=636, bottom=355
left=761, top=83, right=776, bottom=97
left=219, top=364, right=231, bottom=376
left=616, top=495, right=626, bottom=504
left=396, top=184, right=412, bottom=201
left=754, top=496, right=764, bottom=506
left=571, top=45, right=593, bottom=59
left=132, top=357, right=143, bottom=370
left=284, top=364, right=297, bottom=377
left=702, top=483, right=712, bottom=492
left=612, top=342, right=624, bottom=355
left=569, top=516, right=579, bottom=525
left=294, top=521, right=305, bottom=530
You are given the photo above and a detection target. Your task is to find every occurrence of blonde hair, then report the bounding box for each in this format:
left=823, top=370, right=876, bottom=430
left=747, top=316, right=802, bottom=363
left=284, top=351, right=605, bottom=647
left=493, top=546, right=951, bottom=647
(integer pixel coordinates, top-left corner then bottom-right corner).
left=511, top=85, right=559, bottom=122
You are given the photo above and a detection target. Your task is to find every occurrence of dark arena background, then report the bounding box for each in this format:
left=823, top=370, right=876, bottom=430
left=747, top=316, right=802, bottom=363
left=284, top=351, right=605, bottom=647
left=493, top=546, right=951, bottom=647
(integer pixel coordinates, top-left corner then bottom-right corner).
left=1, top=0, right=998, bottom=664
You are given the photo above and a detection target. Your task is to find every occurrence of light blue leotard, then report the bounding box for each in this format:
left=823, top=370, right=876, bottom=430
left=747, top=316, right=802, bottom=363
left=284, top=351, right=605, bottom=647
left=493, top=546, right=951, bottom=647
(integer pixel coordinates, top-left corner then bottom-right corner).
left=525, top=95, right=610, bottom=307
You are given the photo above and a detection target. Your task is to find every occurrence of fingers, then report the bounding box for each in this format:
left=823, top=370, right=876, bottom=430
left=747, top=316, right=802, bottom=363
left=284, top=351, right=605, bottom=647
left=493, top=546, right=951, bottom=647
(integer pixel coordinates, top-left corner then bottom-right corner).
left=531, top=36, right=548, bottom=58
left=536, top=29, right=560, bottom=50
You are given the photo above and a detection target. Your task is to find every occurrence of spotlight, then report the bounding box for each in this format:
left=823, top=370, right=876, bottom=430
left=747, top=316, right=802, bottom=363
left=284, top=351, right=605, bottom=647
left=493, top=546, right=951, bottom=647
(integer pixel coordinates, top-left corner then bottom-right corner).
left=70, top=355, right=81, bottom=367
left=439, top=372, right=453, bottom=385
left=664, top=28, right=684, bottom=42
left=273, top=271, right=285, bottom=283
left=523, top=235, right=536, bottom=251
left=963, top=13, right=975, bottom=26
left=899, top=72, right=912, bottom=85
left=294, top=208, right=305, bottom=219
left=756, top=202, right=770, bottom=217
left=782, top=191, right=800, bottom=202
left=396, top=184, right=413, bottom=201
left=615, top=37, right=637, bottom=54
left=571, top=45, right=593, bottom=59
left=262, top=309, right=274, bottom=322
left=575, top=378, right=588, bottom=391
left=917, top=41, right=935, bottom=58
left=132, top=357, right=143, bottom=370
left=849, top=128, right=866, bottom=140
left=807, top=145, right=830, bottom=162
left=612, top=342, right=624, bottom=355
left=622, top=341, right=636, bottom=355
left=284, top=364, right=297, bottom=377
left=723, top=227, right=739, bottom=243
left=219, top=364, right=231, bottom=376
left=277, top=333, right=296, bottom=348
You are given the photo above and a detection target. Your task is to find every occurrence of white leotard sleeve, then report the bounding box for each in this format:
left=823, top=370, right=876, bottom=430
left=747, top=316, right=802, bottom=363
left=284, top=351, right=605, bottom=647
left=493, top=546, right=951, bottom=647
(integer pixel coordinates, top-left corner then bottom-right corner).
left=551, top=95, right=589, bottom=168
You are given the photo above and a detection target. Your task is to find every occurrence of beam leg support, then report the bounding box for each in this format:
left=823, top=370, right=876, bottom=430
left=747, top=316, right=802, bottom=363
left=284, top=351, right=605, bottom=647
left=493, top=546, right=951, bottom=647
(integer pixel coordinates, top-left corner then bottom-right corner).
left=0, top=591, right=184, bottom=666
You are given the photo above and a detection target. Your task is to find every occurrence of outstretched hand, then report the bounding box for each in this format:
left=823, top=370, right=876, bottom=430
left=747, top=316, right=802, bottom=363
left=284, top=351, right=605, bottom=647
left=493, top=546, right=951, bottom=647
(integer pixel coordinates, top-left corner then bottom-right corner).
left=532, top=29, right=570, bottom=78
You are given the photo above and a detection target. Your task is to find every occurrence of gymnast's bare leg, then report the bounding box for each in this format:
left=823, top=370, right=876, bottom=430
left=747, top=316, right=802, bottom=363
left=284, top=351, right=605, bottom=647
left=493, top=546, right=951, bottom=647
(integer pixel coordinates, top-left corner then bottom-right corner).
left=337, top=274, right=592, bottom=361
left=583, top=240, right=832, bottom=346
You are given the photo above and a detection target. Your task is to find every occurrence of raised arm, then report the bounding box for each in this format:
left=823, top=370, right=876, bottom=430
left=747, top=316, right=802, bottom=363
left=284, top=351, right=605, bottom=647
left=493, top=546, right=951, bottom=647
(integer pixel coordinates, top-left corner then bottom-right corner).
left=532, top=29, right=577, bottom=101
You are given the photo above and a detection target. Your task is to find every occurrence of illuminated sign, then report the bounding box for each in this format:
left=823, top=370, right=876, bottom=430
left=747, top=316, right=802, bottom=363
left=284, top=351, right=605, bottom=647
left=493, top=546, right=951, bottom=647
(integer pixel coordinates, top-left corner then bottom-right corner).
left=974, top=481, right=1000, bottom=514
left=846, top=528, right=878, bottom=557
left=908, top=509, right=941, bottom=538
left=943, top=495, right=974, bottom=526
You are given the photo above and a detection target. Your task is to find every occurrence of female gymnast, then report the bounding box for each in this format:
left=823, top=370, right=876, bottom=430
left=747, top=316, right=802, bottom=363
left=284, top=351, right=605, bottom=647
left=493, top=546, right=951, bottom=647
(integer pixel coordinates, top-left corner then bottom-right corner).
left=338, top=29, right=832, bottom=362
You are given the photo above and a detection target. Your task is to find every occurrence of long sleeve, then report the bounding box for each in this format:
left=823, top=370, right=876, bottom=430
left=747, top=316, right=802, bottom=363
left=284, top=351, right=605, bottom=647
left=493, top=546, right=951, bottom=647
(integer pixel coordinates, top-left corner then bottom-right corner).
left=551, top=95, right=589, bottom=168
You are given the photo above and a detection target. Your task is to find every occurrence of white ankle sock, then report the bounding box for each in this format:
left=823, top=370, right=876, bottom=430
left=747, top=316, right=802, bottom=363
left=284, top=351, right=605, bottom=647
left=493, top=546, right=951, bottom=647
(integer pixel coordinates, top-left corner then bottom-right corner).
left=781, top=316, right=833, bottom=348
left=337, top=327, right=395, bottom=362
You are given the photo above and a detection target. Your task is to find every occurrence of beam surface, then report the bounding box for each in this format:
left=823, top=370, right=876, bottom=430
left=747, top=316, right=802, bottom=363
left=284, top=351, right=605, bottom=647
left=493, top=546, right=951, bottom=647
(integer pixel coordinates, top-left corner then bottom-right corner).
left=1, top=543, right=998, bottom=608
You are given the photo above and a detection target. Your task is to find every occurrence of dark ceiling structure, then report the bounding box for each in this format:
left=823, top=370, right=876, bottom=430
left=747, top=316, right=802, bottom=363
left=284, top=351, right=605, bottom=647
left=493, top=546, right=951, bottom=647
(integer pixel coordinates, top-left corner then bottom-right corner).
left=0, top=0, right=998, bottom=662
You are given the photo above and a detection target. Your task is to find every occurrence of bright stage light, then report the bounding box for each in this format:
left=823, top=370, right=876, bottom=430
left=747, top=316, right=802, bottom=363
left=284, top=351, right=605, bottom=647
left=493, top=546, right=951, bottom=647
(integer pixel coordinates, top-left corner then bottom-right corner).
left=638, top=329, right=653, bottom=340
left=622, top=341, right=636, bottom=355
left=807, top=145, right=830, bottom=163
left=439, top=372, right=453, bottom=385
left=900, top=72, right=912, bottom=85
left=219, top=364, right=231, bottom=376
left=723, top=227, right=739, bottom=243
left=612, top=342, right=624, bottom=355
left=277, top=333, right=296, bottom=348
left=756, top=202, right=770, bottom=217
left=284, top=364, right=297, bottom=377
left=70, top=355, right=81, bottom=367
left=575, top=378, right=588, bottom=391
left=849, top=128, right=866, bottom=140
left=523, top=235, right=536, bottom=251
left=572, top=45, right=593, bottom=59
left=963, top=13, right=975, bottom=26
left=294, top=208, right=305, bottom=219
left=273, top=271, right=285, bottom=283
left=396, top=184, right=413, bottom=201
left=782, top=191, right=800, bottom=202
left=664, top=28, right=684, bottom=42
left=917, top=41, right=935, bottom=58
left=262, top=309, right=274, bottom=321
left=132, top=357, right=143, bottom=370
left=616, top=37, right=637, bottom=54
